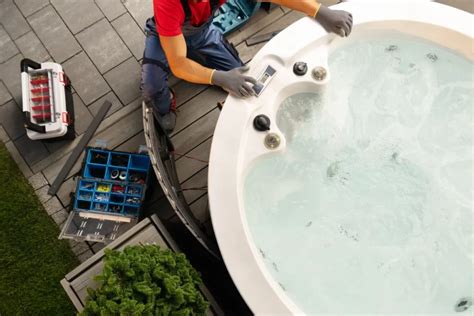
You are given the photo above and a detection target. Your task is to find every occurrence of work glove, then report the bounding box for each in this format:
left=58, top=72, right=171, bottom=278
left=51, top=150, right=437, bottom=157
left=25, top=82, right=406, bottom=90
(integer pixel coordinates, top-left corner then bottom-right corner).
left=316, top=6, right=353, bottom=37
left=212, top=66, right=257, bottom=98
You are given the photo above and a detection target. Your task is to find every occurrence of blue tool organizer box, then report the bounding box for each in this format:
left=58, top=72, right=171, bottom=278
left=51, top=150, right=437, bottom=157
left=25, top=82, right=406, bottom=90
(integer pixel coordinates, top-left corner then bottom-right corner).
left=59, top=147, right=151, bottom=243
left=76, top=148, right=150, bottom=216
left=212, top=0, right=260, bottom=35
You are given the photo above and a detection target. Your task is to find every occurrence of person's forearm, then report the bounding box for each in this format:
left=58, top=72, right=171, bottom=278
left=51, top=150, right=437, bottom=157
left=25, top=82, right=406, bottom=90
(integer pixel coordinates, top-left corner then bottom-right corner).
left=169, top=56, right=214, bottom=85
left=261, top=0, right=321, bottom=17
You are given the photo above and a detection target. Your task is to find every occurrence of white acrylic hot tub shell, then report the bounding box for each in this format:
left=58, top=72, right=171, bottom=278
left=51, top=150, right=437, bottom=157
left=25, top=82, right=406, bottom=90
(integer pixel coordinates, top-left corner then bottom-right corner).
left=208, top=2, right=473, bottom=315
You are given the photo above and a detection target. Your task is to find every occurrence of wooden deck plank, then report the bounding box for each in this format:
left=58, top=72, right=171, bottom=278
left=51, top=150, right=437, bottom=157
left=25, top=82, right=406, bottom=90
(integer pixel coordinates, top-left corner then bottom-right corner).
left=171, top=108, right=220, bottom=156
left=114, top=131, right=145, bottom=152
left=181, top=167, right=208, bottom=202
left=143, top=195, right=175, bottom=221
left=227, top=6, right=285, bottom=46
left=181, top=167, right=208, bottom=217
left=189, top=194, right=210, bottom=226
left=175, top=136, right=212, bottom=183
left=236, top=10, right=305, bottom=63
left=172, top=87, right=226, bottom=137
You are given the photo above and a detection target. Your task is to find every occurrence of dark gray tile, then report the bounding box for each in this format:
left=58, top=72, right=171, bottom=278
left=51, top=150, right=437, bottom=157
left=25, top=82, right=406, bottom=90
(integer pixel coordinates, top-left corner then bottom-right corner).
left=4, top=140, right=33, bottom=178
left=51, top=208, right=68, bottom=225
left=0, top=0, right=30, bottom=39
left=88, top=91, right=123, bottom=118
left=0, top=81, right=12, bottom=106
left=122, top=0, right=153, bottom=30
left=28, top=5, right=81, bottom=63
left=0, top=125, right=10, bottom=143
left=15, top=31, right=50, bottom=63
left=0, top=100, right=25, bottom=140
left=95, top=0, right=127, bottom=21
left=28, top=172, right=48, bottom=190
left=77, top=250, right=94, bottom=263
left=112, top=13, right=145, bottom=60
left=0, top=54, right=23, bottom=105
left=43, top=197, right=63, bottom=215
left=0, top=25, right=19, bottom=63
left=14, top=0, right=49, bottom=17
left=56, top=177, right=75, bottom=207
left=43, top=138, right=71, bottom=154
left=76, top=19, right=131, bottom=73
left=104, top=57, right=141, bottom=104
left=63, top=52, right=110, bottom=105
left=71, top=94, right=93, bottom=135
left=13, top=134, right=49, bottom=166
left=50, top=0, right=103, bottom=34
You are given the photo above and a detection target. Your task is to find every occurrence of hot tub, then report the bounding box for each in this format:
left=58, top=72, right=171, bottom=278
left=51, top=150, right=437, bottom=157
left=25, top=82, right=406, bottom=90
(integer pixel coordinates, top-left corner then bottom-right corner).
left=208, top=1, right=473, bottom=315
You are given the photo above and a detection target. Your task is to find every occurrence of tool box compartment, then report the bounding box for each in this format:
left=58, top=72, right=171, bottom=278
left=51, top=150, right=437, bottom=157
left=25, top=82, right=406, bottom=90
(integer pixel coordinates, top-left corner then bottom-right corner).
left=212, top=0, right=260, bottom=35
left=21, top=58, right=75, bottom=140
left=59, top=148, right=151, bottom=243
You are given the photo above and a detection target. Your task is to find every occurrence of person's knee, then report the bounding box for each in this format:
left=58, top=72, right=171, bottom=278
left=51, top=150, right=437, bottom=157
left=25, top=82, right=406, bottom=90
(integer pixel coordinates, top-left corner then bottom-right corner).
left=141, top=64, right=167, bottom=100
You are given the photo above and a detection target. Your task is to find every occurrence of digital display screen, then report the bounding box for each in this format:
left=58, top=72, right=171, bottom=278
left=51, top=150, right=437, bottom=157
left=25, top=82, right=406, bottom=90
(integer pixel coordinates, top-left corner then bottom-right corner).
left=253, top=65, right=276, bottom=97
left=260, top=73, right=270, bottom=84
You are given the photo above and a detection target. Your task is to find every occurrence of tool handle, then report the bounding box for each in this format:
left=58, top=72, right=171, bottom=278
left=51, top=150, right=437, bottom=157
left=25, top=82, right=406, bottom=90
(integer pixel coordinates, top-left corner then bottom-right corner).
left=23, top=111, right=46, bottom=133
left=20, top=58, right=41, bottom=73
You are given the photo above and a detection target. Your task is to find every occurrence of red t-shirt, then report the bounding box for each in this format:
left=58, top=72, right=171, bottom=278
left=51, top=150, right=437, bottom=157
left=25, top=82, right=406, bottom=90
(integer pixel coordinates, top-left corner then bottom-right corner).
left=154, top=0, right=226, bottom=36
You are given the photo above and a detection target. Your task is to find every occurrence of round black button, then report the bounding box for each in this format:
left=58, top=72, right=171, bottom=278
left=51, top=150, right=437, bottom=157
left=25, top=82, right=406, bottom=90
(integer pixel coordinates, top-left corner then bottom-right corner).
left=253, top=115, right=271, bottom=132
left=293, top=62, right=308, bottom=76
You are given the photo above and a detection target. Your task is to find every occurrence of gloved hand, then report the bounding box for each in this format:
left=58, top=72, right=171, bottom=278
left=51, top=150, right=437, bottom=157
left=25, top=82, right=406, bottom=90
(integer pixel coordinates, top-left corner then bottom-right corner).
left=316, top=6, right=353, bottom=37
left=211, top=66, right=257, bottom=98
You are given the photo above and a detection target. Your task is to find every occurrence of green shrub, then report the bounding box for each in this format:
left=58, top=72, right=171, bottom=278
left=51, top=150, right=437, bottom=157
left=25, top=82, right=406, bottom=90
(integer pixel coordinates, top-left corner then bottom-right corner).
left=81, top=245, right=208, bottom=316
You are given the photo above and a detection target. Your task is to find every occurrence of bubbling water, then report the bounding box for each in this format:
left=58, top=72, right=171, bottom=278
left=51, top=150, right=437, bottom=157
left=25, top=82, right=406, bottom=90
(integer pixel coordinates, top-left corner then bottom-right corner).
left=244, top=32, right=473, bottom=314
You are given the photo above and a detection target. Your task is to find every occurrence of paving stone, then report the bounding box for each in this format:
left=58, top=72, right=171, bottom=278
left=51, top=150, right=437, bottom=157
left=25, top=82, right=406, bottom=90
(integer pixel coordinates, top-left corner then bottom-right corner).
left=50, top=0, right=103, bottom=34
left=63, top=52, right=110, bottom=105
left=87, top=91, right=123, bottom=118
left=44, top=138, right=73, bottom=154
left=56, top=176, right=75, bottom=207
left=0, top=81, right=13, bottom=106
left=0, top=25, right=19, bottom=63
left=95, top=0, right=127, bottom=21
left=51, top=208, right=68, bottom=225
left=0, top=100, right=25, bottom=140
left=112, top=13, right=145, bottom=60
left=122, top=0, right=153, bottom=30
left=0, top=125, right=10, bottom=143
left=35, top=185, right=52, bottom=204
left=0, top=54, right=23, bottom=105
left=28, top=5, right=81, bottom=63
left=0, top=0, right=30, bottom=39
left=76, top=19, right=131, bottom=73
left=15, top=31, right=50, bottom=63
left=71, top=94, right=93, bottom=135
left=43, top=196, right=63, bottom=215
left=77, top=249, right=94, bottom=263
left=69, top=240, right=91, bottom=256
left=104, top=57, right=141, bottom=104
left=14, top=0, right=49, bottom=17
left=4, top=140, right=33, bottom=178
left=13, top=134, right=50, bottom=166
left=28, top=172, right=48, bottom=190
left=91, top=242, right=105, bottom=254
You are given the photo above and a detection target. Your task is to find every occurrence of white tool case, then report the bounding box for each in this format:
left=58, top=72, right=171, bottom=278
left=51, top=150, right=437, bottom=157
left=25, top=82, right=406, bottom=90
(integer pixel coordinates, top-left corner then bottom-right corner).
left=21, top=59, right=74, bottom=140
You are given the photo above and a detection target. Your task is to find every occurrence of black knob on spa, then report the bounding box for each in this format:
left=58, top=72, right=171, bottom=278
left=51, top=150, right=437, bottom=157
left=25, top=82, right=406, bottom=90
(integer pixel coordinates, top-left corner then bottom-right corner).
left=293, top=62, right=308, bottom=76
left=253, top=115, right=271, bottom=132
